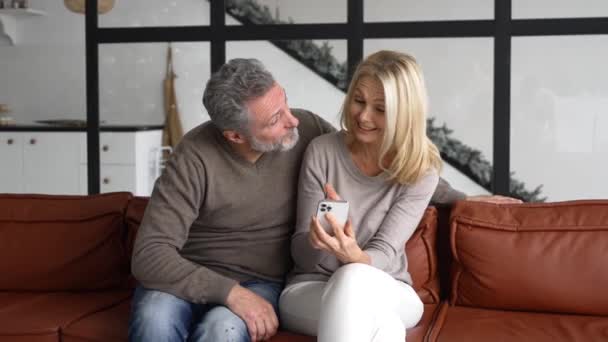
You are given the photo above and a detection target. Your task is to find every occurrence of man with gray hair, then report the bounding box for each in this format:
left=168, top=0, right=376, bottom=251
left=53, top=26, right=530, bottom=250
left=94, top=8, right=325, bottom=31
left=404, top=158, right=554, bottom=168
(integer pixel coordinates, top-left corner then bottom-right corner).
left=129, top=58, right=517, bottom=342
left=129, top=58, right=334, bottom=342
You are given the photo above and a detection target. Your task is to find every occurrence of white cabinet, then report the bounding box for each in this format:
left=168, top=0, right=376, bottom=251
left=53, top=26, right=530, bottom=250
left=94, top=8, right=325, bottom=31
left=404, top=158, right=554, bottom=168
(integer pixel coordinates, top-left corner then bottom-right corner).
left=0, top=133, right=24, bottom=192
left=23, top=132, right=82, bottom=194
left=80, top=130, right=163, bottom=196
left=0, top=132, right=82, bottom=195
left=1, top=129, right=162, bottom=196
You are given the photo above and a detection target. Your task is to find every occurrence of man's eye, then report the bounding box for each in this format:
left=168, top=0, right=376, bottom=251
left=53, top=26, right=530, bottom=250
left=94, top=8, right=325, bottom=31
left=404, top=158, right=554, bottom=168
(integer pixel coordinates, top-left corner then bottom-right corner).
left=376, top=107, right=385, bottom=113
left=354, top=98, right=365, bottom=104
left=269, top=114, right=282, bottom=126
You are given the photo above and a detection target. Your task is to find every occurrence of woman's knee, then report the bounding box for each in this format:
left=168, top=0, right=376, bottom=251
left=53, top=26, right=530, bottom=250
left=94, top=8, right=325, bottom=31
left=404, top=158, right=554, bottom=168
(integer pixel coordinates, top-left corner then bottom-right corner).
left=400, top=286, right=424, bottom=329
left=325, top=263, right=380, bottom=295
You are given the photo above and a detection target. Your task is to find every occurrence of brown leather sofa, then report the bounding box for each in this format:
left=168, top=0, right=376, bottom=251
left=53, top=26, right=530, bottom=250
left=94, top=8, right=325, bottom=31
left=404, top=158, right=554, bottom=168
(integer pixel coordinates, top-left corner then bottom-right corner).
left=1, top=192, right=607, bottom=342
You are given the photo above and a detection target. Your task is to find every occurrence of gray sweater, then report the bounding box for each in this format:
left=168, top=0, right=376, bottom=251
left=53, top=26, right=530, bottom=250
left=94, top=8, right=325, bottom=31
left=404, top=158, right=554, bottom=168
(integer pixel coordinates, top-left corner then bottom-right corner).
left=131, top=109, right=335, bottom=305
left=288, top=131, right=439, bottom=286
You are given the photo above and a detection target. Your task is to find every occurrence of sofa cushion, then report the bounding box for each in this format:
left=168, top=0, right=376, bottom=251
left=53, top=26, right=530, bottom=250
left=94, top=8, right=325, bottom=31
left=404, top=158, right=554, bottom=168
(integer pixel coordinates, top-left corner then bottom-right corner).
left=0, top=291, right=131, bottom=340
left=269, top=332, right=315, bottom=342
left=406, top=207, right=440, bottom=304
left=268, top=304, right=439, bottom=342
left=0, top=335, right=57, bottom=342
left=124, top=197, right=150, bottom=288
left=58, top=301, right=441, bottom=342
left=62, top=298, right=315, bottom=342
left=61, top=302, right=439, bottom=342
left=62, top=296, right=132, bottom=342
left=450, top=200, right=608, bottom=315
left=405, top=304, right=440, bottom=342
left=0, top=193, right=132, bottom=291
left=426, top=303, right=608, bottom=342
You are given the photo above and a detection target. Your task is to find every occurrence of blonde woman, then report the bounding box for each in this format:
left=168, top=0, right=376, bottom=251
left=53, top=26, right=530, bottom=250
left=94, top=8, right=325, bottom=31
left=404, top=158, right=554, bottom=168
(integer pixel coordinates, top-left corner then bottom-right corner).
left=279, top=50, right=441, bottom=342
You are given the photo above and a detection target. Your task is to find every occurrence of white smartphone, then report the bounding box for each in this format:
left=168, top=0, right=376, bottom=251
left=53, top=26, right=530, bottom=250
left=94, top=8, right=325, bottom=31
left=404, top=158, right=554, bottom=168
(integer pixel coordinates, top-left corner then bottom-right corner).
left=315, top=199, right=349, bottom=233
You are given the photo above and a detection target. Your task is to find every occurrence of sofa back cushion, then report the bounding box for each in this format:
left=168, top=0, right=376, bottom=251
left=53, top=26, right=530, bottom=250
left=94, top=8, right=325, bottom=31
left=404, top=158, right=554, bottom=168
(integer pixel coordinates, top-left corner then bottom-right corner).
left=125, top=196, right=150, bottom=288
left=0, top=192, right=132, bottom=291
left=406, top=207, right=440, bottom=304
left=125, top=196, right=149, bottom=261
left=450, top=200, right=608, bottom=315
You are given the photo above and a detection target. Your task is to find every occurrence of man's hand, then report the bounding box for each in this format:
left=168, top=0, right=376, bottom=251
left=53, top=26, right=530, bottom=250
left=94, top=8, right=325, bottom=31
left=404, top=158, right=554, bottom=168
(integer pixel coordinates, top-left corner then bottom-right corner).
left=225, top=285, right=278, bottom=341
left=466, top=194, right=523, bottom=204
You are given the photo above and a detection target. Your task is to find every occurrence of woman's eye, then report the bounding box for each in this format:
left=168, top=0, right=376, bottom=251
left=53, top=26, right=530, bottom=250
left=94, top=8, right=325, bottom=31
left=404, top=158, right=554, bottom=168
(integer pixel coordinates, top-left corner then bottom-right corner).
left=376, top=107, right=385, bottom=113
left=354, top=98, right=365, bottom=104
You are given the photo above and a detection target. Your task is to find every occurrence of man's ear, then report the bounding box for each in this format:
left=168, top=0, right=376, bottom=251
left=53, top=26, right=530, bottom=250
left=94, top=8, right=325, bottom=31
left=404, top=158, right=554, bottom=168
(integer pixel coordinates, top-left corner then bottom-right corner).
left=222, top=130, right=247, bottom=144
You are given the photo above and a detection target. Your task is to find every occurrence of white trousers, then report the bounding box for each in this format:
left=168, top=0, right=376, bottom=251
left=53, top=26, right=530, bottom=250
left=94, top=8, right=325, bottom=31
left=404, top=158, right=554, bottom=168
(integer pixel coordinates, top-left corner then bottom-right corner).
left=279, top=263, right=423, bottom=342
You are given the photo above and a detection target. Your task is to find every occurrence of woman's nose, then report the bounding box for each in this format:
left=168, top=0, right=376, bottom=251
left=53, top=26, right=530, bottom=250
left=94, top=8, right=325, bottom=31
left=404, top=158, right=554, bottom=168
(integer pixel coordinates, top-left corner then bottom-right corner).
left=358, top=106, right=372, bottom=122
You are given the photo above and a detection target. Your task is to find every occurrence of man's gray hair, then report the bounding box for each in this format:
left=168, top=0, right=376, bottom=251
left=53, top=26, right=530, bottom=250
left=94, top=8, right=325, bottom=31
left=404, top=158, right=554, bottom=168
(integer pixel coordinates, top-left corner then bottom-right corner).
left=202, top=58, right=276, bottom=132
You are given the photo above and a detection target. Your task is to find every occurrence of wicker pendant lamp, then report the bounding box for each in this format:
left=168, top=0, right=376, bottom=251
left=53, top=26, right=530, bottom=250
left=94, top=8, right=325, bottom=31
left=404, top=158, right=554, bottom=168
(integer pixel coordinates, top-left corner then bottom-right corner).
left=64, top=0, right=115, bottom=14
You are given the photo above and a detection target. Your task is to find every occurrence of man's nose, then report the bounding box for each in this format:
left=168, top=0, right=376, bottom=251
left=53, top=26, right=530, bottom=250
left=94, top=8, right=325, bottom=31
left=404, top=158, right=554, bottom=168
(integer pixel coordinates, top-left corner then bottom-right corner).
left=285, top=110, right=299, bottom=127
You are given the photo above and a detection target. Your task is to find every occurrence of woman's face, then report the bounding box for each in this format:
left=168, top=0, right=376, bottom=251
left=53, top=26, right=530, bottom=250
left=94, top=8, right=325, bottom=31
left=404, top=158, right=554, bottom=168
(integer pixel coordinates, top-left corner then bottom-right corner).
left=348, top=76, right=386, bottom=146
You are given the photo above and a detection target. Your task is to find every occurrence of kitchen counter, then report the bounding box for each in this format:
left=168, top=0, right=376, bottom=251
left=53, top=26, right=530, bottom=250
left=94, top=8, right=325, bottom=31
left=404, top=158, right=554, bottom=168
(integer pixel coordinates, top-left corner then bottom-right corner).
left=0, top=124, right=164, bottom=132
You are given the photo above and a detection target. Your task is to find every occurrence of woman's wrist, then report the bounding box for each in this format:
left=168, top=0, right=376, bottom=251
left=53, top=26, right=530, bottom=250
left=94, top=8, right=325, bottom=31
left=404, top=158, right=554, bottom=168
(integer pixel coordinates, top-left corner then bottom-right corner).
left=352, top=250, right=371, bottom=265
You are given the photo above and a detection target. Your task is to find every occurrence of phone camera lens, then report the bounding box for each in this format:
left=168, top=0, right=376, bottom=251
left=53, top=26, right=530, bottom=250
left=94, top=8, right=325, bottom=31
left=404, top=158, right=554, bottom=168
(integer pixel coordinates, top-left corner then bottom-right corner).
left=321, top=203, right=326, bottom=208
left=327, top=206, right=332, bottom=211
left=320, top=208, right=326, bottom=212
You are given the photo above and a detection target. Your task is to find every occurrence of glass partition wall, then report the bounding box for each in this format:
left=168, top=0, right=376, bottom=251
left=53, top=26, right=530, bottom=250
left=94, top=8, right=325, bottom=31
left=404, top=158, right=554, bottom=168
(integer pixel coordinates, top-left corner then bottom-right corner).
left=82, top=0, right=608, bottom=201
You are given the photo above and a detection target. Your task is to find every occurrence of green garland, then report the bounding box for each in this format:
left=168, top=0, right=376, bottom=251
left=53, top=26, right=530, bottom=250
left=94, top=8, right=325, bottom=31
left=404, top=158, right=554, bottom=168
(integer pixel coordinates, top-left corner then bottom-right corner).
left=226, top=0, right=349, bottom=90
left=225, top=0, right=546, bottom=202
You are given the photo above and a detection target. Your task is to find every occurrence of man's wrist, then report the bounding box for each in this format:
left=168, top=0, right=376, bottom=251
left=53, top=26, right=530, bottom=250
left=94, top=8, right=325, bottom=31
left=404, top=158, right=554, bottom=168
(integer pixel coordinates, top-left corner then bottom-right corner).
left=225, top=283, right=243, bottom=307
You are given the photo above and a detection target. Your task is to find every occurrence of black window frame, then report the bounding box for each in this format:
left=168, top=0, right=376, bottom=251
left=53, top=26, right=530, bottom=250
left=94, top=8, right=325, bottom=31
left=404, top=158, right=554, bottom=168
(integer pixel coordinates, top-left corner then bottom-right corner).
left=85, top=0, right=608, bottom=195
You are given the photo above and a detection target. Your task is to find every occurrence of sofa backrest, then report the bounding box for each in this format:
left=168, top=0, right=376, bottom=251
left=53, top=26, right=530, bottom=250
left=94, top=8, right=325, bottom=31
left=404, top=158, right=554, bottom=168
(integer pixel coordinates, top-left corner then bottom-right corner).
left=0, top=192, right=132, bottom=291
left=124, top=196, right=150, bottom=288
left=125, top=196, right=149, bottom=262
left=449, top=200, right=608, bottom=316
left=406, top=206, right=440, bottom=304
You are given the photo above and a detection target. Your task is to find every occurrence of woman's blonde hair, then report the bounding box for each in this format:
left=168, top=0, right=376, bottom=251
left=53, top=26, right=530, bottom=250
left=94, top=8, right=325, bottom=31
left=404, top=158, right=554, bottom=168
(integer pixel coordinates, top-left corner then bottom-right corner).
left=340, top=50, right=442, bottom=184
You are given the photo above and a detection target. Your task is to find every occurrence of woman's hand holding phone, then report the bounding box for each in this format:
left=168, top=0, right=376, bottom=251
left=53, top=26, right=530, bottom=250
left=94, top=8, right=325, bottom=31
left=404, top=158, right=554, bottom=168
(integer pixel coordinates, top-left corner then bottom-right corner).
left=308, top=184, right=371, bottom=265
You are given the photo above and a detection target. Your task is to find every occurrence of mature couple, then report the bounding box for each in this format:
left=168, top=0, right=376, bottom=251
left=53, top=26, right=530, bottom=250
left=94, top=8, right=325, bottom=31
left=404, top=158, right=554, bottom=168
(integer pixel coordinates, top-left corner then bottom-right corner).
left=129, top=50, right=519, bottom=342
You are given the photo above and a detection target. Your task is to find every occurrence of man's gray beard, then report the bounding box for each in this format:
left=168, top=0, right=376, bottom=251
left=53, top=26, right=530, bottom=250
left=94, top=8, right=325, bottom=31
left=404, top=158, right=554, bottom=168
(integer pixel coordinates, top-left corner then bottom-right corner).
left=249, top=127, right=299, bottom=153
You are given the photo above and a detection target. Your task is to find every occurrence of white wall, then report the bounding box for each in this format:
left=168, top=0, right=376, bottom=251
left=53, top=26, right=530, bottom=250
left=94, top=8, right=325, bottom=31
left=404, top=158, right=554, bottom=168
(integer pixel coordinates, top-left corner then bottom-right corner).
left=98, top=0, right=211, bottom=133
left=0, top=0, right=210, bottom=126
left=513, top=0, right=608, bottom=19
left=98, top=42, right=210, bottom=131
left=99, top=0, right=209, bottom=27
left=0, top=0, right=85, bottom=123
left=511, top=35, right=608, bottom=201
left=364, top=0, right=493, bottom=21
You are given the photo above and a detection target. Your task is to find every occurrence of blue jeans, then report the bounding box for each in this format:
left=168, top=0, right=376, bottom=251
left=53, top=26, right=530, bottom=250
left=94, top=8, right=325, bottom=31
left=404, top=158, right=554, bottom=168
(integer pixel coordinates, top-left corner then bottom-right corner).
left=129, top=280, right=283, bottom=342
